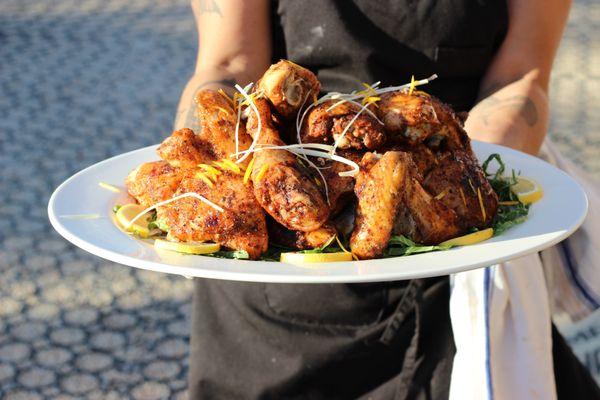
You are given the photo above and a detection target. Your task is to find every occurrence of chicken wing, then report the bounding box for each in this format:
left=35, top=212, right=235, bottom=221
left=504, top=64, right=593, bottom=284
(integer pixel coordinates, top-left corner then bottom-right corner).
left=126, top=91, right=268, bottom=259
left=247, top=97, right=329, bottom=232
left=256, top=60, right=321, bottom=119
left=422, top=150, right=498, bottom=230
left=350, top=152, right=407, bottom=259
left=301, top=100, right=386, bottom=150
left=320, top=149, right=361, bottom=215
left=267, top=218, right=337, bottom=250
left=351, top=151, right=462, bottom=259
left=125, top=161, right=186, bottom=207
left=377, top=90, right=470, bottom=151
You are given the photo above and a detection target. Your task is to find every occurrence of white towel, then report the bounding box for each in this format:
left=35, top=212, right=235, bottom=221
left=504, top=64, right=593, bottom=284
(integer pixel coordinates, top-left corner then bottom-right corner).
left=448, top=139, right=600, bottom=400
left=449, top=258, right=556, bottom=400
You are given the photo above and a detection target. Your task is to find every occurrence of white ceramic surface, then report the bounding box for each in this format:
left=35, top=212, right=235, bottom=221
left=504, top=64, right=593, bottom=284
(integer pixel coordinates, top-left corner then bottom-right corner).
left=48, top=141, right=588, bottom=283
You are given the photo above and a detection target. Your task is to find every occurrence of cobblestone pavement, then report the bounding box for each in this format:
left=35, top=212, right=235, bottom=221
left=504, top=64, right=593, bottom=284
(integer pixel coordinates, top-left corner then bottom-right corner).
left=0, top=0, right=598, bottom=399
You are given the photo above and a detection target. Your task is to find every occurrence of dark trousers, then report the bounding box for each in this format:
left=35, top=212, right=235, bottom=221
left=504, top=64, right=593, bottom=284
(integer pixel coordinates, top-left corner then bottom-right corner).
left=188, top=277, right=599, bottom=399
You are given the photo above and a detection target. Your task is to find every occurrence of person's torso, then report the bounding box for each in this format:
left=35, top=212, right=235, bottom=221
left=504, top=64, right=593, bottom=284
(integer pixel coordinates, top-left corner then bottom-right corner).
left=272, top=0, right=508, bottom=111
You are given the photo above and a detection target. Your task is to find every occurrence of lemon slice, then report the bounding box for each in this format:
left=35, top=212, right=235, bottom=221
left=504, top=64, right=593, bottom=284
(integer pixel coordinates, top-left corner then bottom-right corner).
left=154, top=239, right=220, bottom=255
left=440, top=228, right=494, bottom=247
left=280, top=252, right=353, bottom=263
left=116, top=204, right=152, bottom=238
left=511, top=177, right=543, bottom=204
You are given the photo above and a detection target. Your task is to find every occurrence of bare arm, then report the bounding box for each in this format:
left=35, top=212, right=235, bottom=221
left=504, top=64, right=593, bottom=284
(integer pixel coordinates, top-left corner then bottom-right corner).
left=465, top=0, right=571, bottom=155
left=174, top=0, right=271, bottom=131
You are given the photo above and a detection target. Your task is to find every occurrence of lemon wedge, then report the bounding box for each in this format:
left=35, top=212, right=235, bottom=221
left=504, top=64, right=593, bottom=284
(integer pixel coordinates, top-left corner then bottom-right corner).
left=280, top=252, right=353, bottom=263
left=510, top=177, right=543, bottom=204
left=154, top=239, right=220, bottom=255
left=440, top=228, right=494, bottom=247
left=116, top=204, right=152, bottom=238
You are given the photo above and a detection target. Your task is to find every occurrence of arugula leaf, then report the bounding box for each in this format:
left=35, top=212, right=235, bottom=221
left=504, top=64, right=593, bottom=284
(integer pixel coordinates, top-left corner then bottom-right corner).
left=384, top=235, right=452, bottom=257
left=207, top=250, right=250, bottom=260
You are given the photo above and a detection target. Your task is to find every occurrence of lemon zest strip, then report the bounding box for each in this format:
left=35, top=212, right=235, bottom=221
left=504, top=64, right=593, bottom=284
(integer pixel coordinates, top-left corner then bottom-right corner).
left=243, top=157, right=255, bottom=184
left=195, top=172, right=215, bottom=188
left=255, top=164, right=269, bottom=183
left=477, top=188, right=487, bottom=221
left=99, top=182, right=121, bottom=193
left=125, top=193, right=223, bottom=230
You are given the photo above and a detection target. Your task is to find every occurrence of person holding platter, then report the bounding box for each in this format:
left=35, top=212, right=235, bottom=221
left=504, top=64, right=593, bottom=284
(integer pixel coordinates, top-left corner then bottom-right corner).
left=174, top=1, right=600, bottom=398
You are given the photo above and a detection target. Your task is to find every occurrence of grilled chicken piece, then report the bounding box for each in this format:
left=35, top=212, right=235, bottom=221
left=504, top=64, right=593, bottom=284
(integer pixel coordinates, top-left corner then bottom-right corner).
left=301, top=100, right=386, bottom=150
left=379, top=90, right=497, bottom=233
left=422, top=150, right=498, bottom=230
left=157, top=128, right=215, bottom=169
left=320, top=149, right=361, bottom=215
left=256, top=60, right=321, bottom=119
left=351, top=151, right=462, bottom=259
left=394, top=176, right=461, bottom=245
left=247, top=98, right=329, bottom=232
left=125, top=161, right=186, bottom=207
left=194, top=90, right=253, bottom=163
left=351, top=152, right=408, bottom=259
left=126, top=90, right=268, bottom=259
left=377, top=91, right=470, bottom=150
left=267, top=218, right=337, bottom=250
left=160, top=169, right=268, bottom=259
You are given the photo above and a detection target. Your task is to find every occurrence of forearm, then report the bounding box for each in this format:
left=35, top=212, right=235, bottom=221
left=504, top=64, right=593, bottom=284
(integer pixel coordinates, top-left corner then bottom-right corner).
left=174, top=69, right=245, bottom=131
left=465, top=70, right=549, bottom=155
left=174, top=0, right=271, bottom=131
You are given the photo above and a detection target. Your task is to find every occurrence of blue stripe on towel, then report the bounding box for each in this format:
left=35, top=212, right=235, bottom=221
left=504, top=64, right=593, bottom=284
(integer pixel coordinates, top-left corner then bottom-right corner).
left=561, top=241, right=600, bottom=309
left=484, top=267, right=494, bottom=400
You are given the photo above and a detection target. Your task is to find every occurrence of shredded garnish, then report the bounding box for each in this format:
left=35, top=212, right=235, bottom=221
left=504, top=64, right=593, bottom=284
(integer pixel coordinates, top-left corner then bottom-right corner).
left=60, top=214, right=101, bottom=220
left=255, top=164, right=269, bottom=182
left=408, top=75, right=416, bottom=95
left=234, top=83, right=261, bottom=164
left=335, top=236, right=359, bottom=261
left=434, top=188, right=449, bottom=201
left=125, top=192, right=224, bottom=230
left=477, top=187, right=487, bottom=221
left=217, top=89, right=235, bottom=107
left=243, top=157, right=255, bottom=184
left=213, top=160, right=243, bottom=175
left=498, top=200, right=519, bottom=206
left=459, top=187, right=467, bottom=207
left=468, top=178, right=476, bottom=194
left=221, top=159, right=243, bottom=174
left=198, top=164, right=221, bottom=180
left=98, top=182, right=121, bottom=193
left=331, top=102, right=371, bottom=155
left=195, top=172, right=214, bottom=188
left=232, top=144, right=360, bottom=178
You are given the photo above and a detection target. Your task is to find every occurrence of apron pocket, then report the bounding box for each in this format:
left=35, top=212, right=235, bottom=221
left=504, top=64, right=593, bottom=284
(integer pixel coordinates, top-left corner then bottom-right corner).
left=264, top=282, right=389, bottom=329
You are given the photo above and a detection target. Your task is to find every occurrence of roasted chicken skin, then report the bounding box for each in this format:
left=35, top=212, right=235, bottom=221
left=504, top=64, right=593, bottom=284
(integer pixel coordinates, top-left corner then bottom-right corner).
left=377, top=90, right=470, bottom=151
left=301, top=100, right=386, bottom=150
left=247, top=98, right=329, bottom=232
left=194, top=90, right=253, bottom=163
left=126, top=90, right=268, bottom=259
left=256, top=60, right=321, bottom=119
left=351, top=152, right=408, bottom=259
left=267, top=218, right=337, bottom=250
left=125, top=161, right=185, bottom=207
left=351, top=151, right=462, bottom=258
left=320, top=149, right=361, bottom=215
left=422, top=150, right=498, bottom=230
left=157, top=128, right=215, bottom=169
left=160, top=169, right=268, bottom=259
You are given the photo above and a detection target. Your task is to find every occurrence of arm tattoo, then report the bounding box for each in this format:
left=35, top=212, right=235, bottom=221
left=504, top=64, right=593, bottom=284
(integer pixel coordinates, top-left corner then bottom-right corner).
left=197, top=0, right=222, bottom=17
left=174, top=78, right=237, bottom=131
left=474, top=95, right=539, bottom=127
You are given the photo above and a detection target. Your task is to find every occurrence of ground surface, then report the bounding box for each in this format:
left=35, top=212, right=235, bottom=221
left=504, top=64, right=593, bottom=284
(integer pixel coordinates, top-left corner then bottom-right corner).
left=0, top=0, right=598, bottom=398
